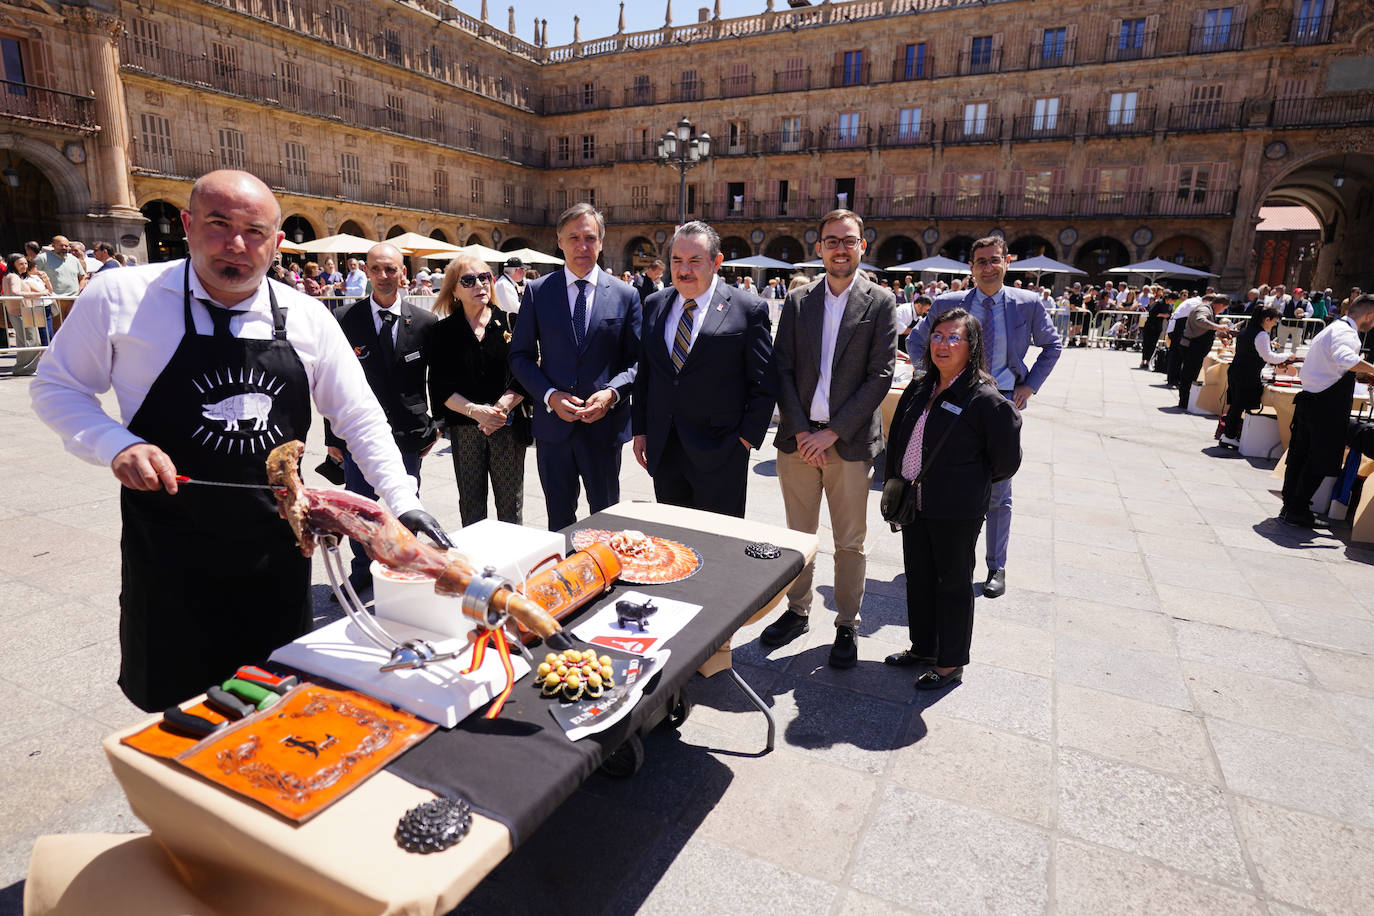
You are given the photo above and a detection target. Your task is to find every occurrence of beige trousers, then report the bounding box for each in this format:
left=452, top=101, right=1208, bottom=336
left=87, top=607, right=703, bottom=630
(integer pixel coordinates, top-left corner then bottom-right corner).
left=776, top=446, right=872, bottom=628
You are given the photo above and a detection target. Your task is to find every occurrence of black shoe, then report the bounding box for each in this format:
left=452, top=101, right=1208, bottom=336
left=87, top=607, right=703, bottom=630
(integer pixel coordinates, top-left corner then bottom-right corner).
left=760, top=610, right=809, bottom=647
left=1277, top=508, right=1316, bottom=528
left=829, top=626, right=858, bottom=669
left=884, top=649, right=936, bottom=667
left=915, top=667, right=964, bottom=691
left=983, top=569, right=1006, bottom=598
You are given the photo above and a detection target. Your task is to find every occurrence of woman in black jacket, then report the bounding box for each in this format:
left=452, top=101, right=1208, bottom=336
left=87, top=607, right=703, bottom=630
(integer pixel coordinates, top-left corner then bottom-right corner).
left=883, top=308, right=1022, bottom=689
left=1220, top=304, right=1291, bottom=446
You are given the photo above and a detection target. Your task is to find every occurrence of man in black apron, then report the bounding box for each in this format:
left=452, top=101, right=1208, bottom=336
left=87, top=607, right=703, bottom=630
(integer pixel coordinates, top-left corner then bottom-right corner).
left=31, top=170, right=452, bottom=711
left=1280, top=295, right=1374, bottom=527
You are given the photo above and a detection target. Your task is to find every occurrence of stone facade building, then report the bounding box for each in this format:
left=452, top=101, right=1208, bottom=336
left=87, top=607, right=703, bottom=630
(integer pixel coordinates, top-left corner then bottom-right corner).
left=1, top=0, right=1370, bottom=292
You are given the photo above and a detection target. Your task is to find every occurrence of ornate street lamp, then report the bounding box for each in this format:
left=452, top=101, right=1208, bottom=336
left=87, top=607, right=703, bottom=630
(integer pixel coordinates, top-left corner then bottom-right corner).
left=658, top=116, right=710, bottom=226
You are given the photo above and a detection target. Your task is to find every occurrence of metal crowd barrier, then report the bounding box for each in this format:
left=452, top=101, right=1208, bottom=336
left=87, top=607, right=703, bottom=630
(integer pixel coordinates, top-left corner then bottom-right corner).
left=1, top=294, right=76, bottom=375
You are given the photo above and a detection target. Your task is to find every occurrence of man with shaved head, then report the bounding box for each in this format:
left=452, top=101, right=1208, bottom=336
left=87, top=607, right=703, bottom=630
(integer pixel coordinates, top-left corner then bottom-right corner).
left=31, top=170, right=452, bottom=711
left=329, top=241, right=440, bottom=591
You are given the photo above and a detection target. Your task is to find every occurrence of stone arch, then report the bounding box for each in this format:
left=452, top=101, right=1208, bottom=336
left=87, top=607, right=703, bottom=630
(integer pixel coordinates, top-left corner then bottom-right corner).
left=428, top=228, right=449, bottom=243
left=465, top=232, right=485, bottom=246
left=337, top=219, right=369, bottom=238
left=1009, top=234, right=1057, bottom=261
left=939, top=235, right=978, bottom=262
left=140, top=200, right=187, bottom=262
left=1151, top=235, right=1213, bottom=273
left=0, top=152, right=61, bottom=253
left=623, top=235, right=656, bottom=269
left=501, top=237, right=532, bottom=252
left=719, top=235, right=751, bottom=261
left=281, top=214, right=318, bottom=245
left=875, top=235, right=920, bottom=267
left=1073, top=236, right=1130, bottom=287
left=0, top=134, right=92, bottom=219
left=764, top=234, right=803, bottom=263
left=387, top=225, right=409, bottom=239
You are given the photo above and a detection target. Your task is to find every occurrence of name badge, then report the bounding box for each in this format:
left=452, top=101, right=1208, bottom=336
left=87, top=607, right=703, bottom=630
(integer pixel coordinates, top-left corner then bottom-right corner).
left=940, top=402, right=963, bottom=416
left=403, top=351, right=421, bottom=363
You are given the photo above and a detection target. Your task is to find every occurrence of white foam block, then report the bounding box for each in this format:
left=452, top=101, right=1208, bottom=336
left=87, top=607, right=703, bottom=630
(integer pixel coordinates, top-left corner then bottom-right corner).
left=270, top=617, right=530, bottom=728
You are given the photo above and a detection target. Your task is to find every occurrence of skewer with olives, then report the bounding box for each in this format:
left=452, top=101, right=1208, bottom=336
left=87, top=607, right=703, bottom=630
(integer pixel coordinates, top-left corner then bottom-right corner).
left=536, top=649, right=616, bottom=701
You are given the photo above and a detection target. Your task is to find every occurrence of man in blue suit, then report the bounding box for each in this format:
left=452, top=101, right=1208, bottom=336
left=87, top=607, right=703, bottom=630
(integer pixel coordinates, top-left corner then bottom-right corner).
left=508, top=203, right=641, bottom=530
left=909, top=235, right=1061, bottom=598
left=631, top=221, right=776, bottom=517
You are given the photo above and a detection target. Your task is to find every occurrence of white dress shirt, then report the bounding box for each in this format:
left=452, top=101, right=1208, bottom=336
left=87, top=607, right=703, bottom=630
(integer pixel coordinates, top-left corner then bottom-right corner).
left=30, top=259, right=422, bottom=515
left=344, top=268, right=368, bottom=298
left=1253, top=330, right=1289, bottom=365
left=662, top=277, right=717, bottom=353
left=564, top=264, right=601, bottom=333
left=370, top=295, right=403, bottom=345
left=1300, top=316, right=1363, bottom=393
left=809, top=274, right=858, bottom=423
left=493, top=273, right=522, bottom=313
left=1168, top=297, right=1200, bottom=333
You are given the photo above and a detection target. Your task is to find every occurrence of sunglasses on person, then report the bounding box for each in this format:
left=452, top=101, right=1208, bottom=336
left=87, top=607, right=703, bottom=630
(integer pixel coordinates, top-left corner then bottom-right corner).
left=458, top=272, right=494, bottom=287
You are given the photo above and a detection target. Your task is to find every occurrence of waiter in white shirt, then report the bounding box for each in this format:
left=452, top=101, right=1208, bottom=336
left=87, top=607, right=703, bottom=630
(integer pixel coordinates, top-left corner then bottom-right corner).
left=30, top=170, right=452, bottom=711
left=493, top=256, right=525, bottom=313
left=1279, top=294, right=1374, bottom=527
left=1165, top=293, right=1201, bottom=388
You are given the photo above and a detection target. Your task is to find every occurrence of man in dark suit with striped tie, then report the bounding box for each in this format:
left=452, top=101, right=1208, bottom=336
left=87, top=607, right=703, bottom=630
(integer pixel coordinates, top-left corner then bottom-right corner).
left=632, top=222, right=776, bottom=517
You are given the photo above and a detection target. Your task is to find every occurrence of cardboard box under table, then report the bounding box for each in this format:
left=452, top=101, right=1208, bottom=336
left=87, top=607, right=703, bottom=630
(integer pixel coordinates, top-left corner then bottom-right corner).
left=48, top=503, right=814, bottom=915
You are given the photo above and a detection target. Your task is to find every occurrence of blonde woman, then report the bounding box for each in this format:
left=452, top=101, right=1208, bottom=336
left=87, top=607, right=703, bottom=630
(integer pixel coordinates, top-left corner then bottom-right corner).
left=424, top=255, right=528, bottom=526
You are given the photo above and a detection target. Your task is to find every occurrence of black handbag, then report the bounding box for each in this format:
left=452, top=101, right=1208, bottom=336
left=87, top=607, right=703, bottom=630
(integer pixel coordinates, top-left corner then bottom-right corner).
left=881, top=387, right=972, bottom=530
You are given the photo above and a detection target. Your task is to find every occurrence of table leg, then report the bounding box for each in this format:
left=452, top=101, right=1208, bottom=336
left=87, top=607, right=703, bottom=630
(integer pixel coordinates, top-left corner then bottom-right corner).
left=727, top=668, right=775, bottom=753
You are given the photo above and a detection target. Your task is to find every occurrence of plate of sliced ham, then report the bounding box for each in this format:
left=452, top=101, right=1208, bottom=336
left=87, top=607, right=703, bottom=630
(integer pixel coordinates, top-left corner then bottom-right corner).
left=571, top=528, right=702, bottom=585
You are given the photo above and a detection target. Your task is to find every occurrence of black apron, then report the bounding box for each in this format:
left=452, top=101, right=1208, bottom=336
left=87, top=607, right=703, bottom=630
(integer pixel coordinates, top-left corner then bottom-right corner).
left=1226, top=328, right=1268, bottom=413
left=118, top=263, right=312, bottom=711
left=1293, top=366, right=1358, bottom=478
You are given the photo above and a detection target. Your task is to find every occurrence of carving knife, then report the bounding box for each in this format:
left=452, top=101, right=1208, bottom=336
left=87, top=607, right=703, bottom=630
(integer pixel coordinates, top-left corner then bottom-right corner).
left=175, top=476, right=280, bottom=491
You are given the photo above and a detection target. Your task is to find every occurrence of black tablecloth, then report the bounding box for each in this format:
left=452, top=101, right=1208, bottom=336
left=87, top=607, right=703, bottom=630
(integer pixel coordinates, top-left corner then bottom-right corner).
left=386, top=511, right=804, bottom=845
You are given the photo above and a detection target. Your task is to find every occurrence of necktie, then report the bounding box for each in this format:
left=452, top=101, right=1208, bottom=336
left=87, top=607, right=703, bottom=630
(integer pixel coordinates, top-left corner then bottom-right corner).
left=572, top=279, right=588, bottom=349
left=671, top=298, right=698, bottom=371
left=982, top=295, right=997, bottom=366
left=206, top=304, right=243, bottom=339
left=377, top=309, right=397, bottom=367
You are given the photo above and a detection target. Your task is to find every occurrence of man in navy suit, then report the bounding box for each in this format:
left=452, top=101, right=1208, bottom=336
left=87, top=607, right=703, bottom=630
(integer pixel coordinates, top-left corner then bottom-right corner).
left=631, top=222, right=776, bottom=517
left=508, top=203, right=641, bottom=530
left=909, top=235, right=1061, bottom=598
left=332, top=242, right=442, bottom=588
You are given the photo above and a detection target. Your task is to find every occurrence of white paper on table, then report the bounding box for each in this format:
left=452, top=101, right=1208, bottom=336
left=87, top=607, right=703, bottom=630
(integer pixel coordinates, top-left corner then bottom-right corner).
left=570, top=590, right=702, bottom=656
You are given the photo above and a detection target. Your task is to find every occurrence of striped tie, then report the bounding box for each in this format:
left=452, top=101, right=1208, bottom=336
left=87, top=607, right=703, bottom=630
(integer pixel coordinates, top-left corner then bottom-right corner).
left=671, top=298, right=698, bottom=371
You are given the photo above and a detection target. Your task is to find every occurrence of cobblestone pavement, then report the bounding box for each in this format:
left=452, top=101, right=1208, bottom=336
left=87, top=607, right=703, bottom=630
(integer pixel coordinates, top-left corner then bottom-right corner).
left=3, top=347, right=1373, bottom=915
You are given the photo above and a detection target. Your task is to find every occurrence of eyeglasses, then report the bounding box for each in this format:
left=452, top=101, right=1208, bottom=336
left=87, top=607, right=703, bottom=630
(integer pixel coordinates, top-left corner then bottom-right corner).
left=821, top=236, right=862, bottom=251
left=930, top=332, right=966, bottom=345
left=458, top=272, right=494, bottom=288
left=972, top=256, right=1006, bottom=268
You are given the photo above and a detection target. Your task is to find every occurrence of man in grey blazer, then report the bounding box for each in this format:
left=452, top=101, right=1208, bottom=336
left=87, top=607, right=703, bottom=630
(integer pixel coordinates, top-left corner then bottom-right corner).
left=761, top=209, right=897, bottom=669
left=908, top=235, right=1062, bottom=598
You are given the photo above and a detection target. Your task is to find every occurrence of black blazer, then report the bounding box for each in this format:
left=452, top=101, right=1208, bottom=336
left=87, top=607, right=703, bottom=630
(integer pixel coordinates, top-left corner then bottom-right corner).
left=631, top=283, right=777, bottom=474
left=333, top=297, right=437, bottom=453
left=885, top=370, right=1023, bottom=519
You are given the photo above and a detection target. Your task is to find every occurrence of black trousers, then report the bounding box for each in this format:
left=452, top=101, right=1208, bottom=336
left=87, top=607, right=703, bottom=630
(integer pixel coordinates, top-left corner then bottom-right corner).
left=535, top=429, right=622, bottom=531
left=901, top=514, right=984, bottom=668
left=1140, top=325, right=1163, bottom=365
left=1223, top=402, right=1247, bottom=439
left=1176, top=342, right=1210, bottom=409
left=1281, top=396, right=1332, bottom=514
left=1165, top=334, right=1186, bottom=386
left=652, top=426, right=749, bottom=518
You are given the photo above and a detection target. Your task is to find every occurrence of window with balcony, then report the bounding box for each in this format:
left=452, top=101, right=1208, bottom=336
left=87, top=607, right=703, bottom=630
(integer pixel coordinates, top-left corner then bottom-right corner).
left=969, top=36, right=994, bottom=73
left=582, top=82, right=596, bottom=106
left=726, top=62, right=751, bottom=95
left=1107, top=91, right=1137, bottom=125
left=0, top=36, right=23, bottom=90
left=631, top=74, right=651, bottom=104
left=1186, top=84, right=1225, bottom=127
left=383, top=29, right=402, bottom=65
left=1176, top=164, right=1211, bottom=204
left=1041, top=27, right=1066, bottom=62
left=1198, top=8, right=1234, bottom=48
left=780, top=115, right=802, bottom=150
left=631, top=185, right=649, bottom=210
left=842, top=50, right=864, bottom=85
left=503, top=182, right=514, bottom=208
left=332, top=5, right=351, bottom=38
left=556, top=136, right=570, bottom=163
left=898, top=107, right=922, bottom=139
left=834, top=177, right=856, bottom=209
left=780, top=57, right=805, bottom=91
left=578, top=188, right=596, bottom=206
left=679, top=69, right=699, bottom=100
left=774, top=179, right=796, bottom=216
left=471, top=176, right=484, bottom=205
left=964, top=102, right=989, bottom=135
left=339, top=152, right=360, bottom=192
left=728, top=120, right=747, bottom=152
left=522, top=186, right=533, bottom=210
left=1095, top=166, right=1129, bottom=207
left=727, top=181, right=745, bottom=214
left=1293, top=0, right=1328, bottom=42
left=139, top=113, right=172, bottom=169
left=903, top=43, right=926, bottom=79
left=955, top=172, right=984, bottom=206
left=501, top=128, right=514, bottom=158
left=284, top=141, right=308, bottom=181
left=429, top=46, right=444, bottom=76
left=434, top=169, right=450, bottom=209
left=211, top=42, right=238, bottom=79
left=581, top=134, right=596, bottom=160
left=385, top=93, right=404, bottom=127
left=686, top=184, right=697, bottom=215
left=1023, top=170, right=1054, bottom=208
left=280, top=60, right=301, bottom=98
left=335, top=77, right=356, bottom=114
left=389, top=161, right=409, bottom=195
left=130, top=18, right=161, bottom=59
left=837, top=111, right=861, bottom=144
left=467, top=117, right=480, bottom=149
left=892, top=175, right=921, bottom=213
left=1032, top=97, right=1059, bottom=131
left=217, top=128, right=246, bottom=169
left=553, top=189, right=568, bottom=212
left=1118, top=18, right=1146, bottom=57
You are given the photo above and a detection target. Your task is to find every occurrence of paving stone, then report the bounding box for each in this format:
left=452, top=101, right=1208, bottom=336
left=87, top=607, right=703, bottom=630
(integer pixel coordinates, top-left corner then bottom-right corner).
left=1054, top=838, right=1266, bottom=915
left=1206, top=719, right=1374, bottom=828
left=0, top=678, right=80, bottom=749
left=1056, top=749, right=1250, bottom=886
left=1055, top=541, right=1149, bottom=580
left=1055, top=596, right=1176, bottom=654
left=1173, top=619, right=1310, bottom=683
left=1055, top=564, right=1158, bottom=610
left=850, top=785, right=1049, bottom=915
left=1232, top=797, right=1374, bottom=916
left=969, top=615, right=1053, bottom=678
left=1055, top=633, right=1191, bottom=710
left=1265, top=601, right=1374, bottom=655
left=1054, top=683, right=1218, bottom=784
left=769, top=678, right=912, bottom=776
left=636, top=834, right=838, bottom=916
left=1145, top=554, right=1255, bottom=597
left=1326, top=692, right=1374, bottom=755
left=1183, top=660, right=1354, bottom=747
left=1055, top=519, right=1141, bottom=553
left=889, top=713, right=1053, bottom=826
left=1297, top=644, right=1374, bottom=698
left=1153, top=583, right=1280, bottom=634
left=973, top=585, right=1053, bottom=631
left=916, top=663, right=1052, bottom=741
left=830, top=890, right=920, bottom=915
